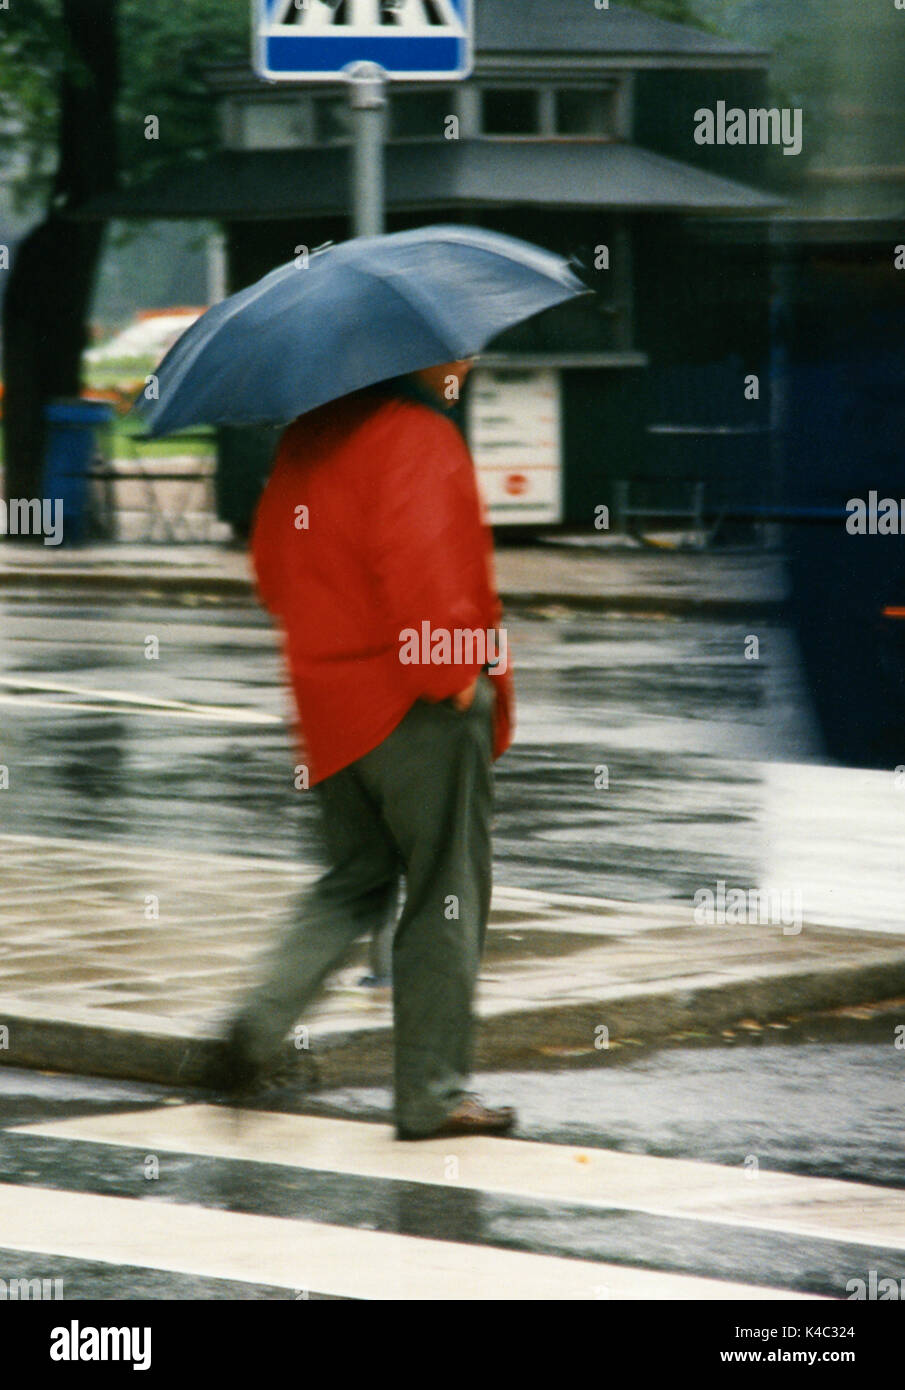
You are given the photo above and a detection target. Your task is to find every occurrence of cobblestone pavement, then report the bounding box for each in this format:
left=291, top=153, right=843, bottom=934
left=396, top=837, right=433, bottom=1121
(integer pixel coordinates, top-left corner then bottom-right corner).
left=3, top=831, right=904, bottom=1088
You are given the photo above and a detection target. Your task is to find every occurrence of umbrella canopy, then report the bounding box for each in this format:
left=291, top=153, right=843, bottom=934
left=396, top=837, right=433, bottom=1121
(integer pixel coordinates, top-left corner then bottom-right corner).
left=135, top=224, right=587, bottom=438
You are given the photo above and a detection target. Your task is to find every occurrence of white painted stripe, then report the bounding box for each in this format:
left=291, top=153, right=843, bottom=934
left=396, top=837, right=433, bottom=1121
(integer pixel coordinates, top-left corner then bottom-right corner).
left=0, top=694, right=278, bottom=724
left=0, top=1184, right=813, bottom=1300
left=0, top=677, right=279, bottom=725
left=18, top=1105, right=905, bottom=1253
left=0, top=674, right=215, bottom=707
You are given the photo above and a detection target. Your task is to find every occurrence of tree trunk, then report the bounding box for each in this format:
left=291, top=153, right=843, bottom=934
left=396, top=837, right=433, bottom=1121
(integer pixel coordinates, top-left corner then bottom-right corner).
left=2, top=0, right=118, bottom=511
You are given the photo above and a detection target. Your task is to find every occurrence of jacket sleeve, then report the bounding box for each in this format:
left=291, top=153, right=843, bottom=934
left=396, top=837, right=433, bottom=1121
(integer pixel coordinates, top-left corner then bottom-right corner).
left=369, top=402, right=495, bottom=703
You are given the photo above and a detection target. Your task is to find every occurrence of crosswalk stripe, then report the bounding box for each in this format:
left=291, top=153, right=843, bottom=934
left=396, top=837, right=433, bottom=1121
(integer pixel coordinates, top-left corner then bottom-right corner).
left=17, top=1104, right=905, bottom=1253
left=0, top=676, right=279, bottom=724
left=0, top=1185, right=814, bottom=1300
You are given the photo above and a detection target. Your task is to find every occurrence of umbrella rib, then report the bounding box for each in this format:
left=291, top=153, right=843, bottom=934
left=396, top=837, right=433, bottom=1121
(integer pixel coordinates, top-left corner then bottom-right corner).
left=147, top=263, right=304, bottom=422
left=140, top=228, right=585, bottom=434
left=346, top=260, right=459, bottom=356
left=403, top=224, right=582, bottom=288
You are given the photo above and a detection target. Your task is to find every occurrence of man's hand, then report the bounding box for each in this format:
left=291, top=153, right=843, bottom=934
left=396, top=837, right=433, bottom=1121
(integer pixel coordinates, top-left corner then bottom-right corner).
left=451, top=678, right=479, bottom=712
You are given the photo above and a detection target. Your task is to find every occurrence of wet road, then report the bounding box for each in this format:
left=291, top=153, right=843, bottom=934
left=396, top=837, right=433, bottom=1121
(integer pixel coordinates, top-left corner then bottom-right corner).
left=0, top=1026, right=902, bottom=1300
left=0, top=591, right=820, bottom=902
left=1, top=590, right=903, bottom=1300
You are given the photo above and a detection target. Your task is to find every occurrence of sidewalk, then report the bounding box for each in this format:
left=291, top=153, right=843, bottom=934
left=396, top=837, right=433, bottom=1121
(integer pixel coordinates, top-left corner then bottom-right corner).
left=0, top=540, right=789, bottom=616
left=1, top=831, right=902, bottom=1090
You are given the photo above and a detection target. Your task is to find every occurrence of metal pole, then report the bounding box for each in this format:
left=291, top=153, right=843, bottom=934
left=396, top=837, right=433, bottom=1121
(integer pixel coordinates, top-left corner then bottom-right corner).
left=347, top=61, right=387, bottom=239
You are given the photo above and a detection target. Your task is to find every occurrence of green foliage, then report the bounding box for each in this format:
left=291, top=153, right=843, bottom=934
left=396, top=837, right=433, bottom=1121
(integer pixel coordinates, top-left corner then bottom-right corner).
left=0, top=0, right=251, bottom=204
left=117, top=0, right=249, bottom=186
left=0, top=0, right=63, bottom=206
left=620, top=0, right=704, bottom=25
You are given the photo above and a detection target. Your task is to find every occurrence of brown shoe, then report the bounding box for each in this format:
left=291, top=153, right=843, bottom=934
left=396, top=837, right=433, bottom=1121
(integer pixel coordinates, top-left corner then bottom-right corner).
left=397, top=1095, right=516, bottom=1141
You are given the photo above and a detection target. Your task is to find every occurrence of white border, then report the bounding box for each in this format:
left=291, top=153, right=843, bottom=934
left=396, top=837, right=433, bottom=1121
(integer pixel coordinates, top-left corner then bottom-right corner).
left=252, top=0, right=473, bottom=83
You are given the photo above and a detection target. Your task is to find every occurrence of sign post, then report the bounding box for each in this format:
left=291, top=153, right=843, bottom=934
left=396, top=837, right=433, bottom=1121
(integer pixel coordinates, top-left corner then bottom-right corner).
left=253, top=1, right=473, bottom=239
left=347, top=61, right=387, bottom=239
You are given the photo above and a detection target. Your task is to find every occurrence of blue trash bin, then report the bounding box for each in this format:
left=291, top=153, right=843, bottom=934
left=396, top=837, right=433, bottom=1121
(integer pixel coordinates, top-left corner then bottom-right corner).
left=43, top=399, right=115, bottom=545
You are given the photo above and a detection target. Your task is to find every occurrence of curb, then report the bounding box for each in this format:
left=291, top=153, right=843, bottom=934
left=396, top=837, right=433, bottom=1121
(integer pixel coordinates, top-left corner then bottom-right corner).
left=3, top=950, right=904, bottom=1090
left=0, top=571, right=254, bottom=601
left=0, top=570, right=787, bottom=619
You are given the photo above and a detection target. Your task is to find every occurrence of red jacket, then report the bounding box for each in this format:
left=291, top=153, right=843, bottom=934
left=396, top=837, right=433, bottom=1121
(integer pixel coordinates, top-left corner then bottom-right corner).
left=251, top=384, right=514, bottom=786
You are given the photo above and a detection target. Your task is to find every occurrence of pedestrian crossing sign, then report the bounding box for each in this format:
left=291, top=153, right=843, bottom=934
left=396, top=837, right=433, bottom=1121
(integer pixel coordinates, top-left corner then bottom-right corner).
left=254, top=0, right=473, bottom=82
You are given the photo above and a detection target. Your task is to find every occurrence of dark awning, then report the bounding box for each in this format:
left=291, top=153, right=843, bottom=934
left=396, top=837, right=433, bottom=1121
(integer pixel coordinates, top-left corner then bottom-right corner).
left=70, top=139, right=781, bottom=223
left=476, top=0, right=767, bottom=60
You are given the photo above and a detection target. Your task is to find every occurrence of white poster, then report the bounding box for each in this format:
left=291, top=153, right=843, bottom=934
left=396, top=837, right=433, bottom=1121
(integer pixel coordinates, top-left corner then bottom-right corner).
left=467, top=367, right=563, bottom=526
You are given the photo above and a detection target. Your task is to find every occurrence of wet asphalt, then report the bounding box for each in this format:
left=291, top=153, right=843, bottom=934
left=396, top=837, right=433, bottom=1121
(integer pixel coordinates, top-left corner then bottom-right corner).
left=0, top=590, right=819, bottom=899
left=0, top=1026, right=903, bottom=1301
left=2, top=587, right=901, bottom=1299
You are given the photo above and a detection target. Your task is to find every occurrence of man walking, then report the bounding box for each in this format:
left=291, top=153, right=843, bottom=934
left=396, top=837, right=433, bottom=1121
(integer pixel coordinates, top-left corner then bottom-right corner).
left=213, top=359, right=515, bottom=1140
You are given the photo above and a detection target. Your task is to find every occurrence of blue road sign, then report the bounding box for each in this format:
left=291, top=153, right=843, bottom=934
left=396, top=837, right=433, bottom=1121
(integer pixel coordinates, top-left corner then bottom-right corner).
left=254, top=0, right=473, bottom=83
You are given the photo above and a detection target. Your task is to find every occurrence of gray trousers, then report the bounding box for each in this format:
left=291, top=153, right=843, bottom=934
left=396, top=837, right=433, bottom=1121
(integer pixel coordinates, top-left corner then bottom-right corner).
left=235, top=673, right=495, bottom=1135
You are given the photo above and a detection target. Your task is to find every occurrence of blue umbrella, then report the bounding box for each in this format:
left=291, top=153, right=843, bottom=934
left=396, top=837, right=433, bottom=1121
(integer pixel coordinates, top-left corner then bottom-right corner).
left=136, top=224, right=587, bottom=437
